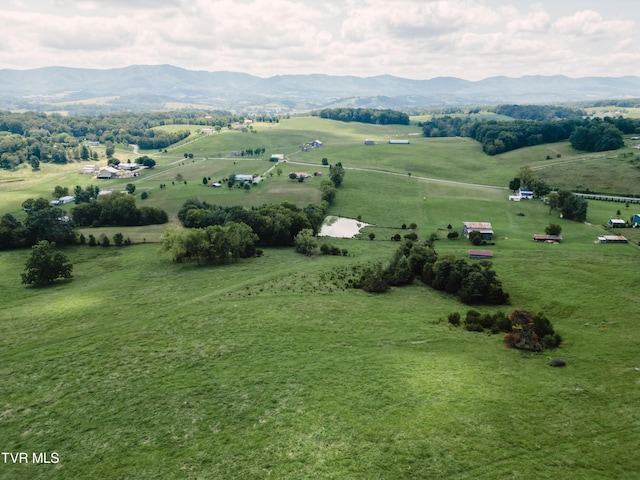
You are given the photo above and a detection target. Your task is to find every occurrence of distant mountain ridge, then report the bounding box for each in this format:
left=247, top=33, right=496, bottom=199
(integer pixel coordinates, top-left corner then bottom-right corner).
left=1, top=64, right=638, bottom=113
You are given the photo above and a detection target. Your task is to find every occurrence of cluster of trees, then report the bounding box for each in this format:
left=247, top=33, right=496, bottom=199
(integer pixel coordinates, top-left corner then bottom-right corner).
left=546, top=190, right=589, bottom=222
left=503, top=309, right=563, bottom=351
left=356, top=241, right=509, bottom=305
left=493, top=104, right=586, bottom=121
left=72, top=193, right=167, bottom=227
left=177, top=199, right=329, bottom=247
left=315, top=108, right=410, bottom=125
left=136, top=129, right=190, bottom=150
left=161, top=223, right=258, bottom=264
left=135, top=156, right=157, bottom=168
left=1, top=199, right=76, bottom=250
left=569, top=122, right=624, bottom=152
left=448, top=309, right=562, bottom=350
left=421, top=115, right=636, bottom=155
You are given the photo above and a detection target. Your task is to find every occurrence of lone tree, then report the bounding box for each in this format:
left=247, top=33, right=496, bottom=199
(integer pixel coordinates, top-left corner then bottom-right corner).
left=21, top=240, right=73, bottom=286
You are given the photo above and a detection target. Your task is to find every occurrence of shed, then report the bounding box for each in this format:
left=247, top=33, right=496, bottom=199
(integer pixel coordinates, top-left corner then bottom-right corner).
left=598, top=235, right=628, bottom=243
left=533, top=234, right=562, bottom=242
left=608, top=218, right=626, bottom=228
left=389, top=139, right=410, bottom=144
left=364, top=139, right=375, bottom=145
left=633, top=214, right=640, bottom=227
left=58, top=196, right=75, bottom=205
left=463, top=222, right=493, bottom=240
left=469, top=250, right=493, bottom=259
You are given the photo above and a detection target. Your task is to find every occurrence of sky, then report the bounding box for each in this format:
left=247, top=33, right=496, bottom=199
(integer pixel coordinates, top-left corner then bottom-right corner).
left=1, top=0, right=638, bottom=80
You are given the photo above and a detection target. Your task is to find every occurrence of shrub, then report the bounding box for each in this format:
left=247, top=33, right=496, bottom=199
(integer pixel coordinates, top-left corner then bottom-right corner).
left=464, top=323, right=484, bottom=332
left=447, top=231, right=459, bottom=239
left=549, top=358, right=566, bottom=367
left=448, top=312, right=461, bottom=326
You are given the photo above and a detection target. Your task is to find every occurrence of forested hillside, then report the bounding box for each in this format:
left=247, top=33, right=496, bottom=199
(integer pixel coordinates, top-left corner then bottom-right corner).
left=0, top=110, right=243, bottom=170
left=420, top=111, right=638, bottom=155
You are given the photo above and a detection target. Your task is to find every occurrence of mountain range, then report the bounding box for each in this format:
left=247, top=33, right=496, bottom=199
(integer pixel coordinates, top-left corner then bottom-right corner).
left=1, top=64, right=639, bottom=114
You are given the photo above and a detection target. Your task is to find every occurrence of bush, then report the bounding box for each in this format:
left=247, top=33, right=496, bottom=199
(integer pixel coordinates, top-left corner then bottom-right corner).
left=549, top=358, right=566, bottom=367
left=447, top=231, right=459, bottom=239
left=464, top=323, right=484, bottom=332
left=448, top=312, right=461, bottom=326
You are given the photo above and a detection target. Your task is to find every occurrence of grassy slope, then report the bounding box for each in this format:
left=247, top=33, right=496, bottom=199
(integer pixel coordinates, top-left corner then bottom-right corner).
left=1, top=116, right=640, bottom=479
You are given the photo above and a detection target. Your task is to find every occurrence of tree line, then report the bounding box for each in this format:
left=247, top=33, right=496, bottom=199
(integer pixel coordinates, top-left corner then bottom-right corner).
left=421, top=115, right=636, bottom=155
left=314, top=108, right=410, bottom=125
left=0, top=192, right=168, bottom=250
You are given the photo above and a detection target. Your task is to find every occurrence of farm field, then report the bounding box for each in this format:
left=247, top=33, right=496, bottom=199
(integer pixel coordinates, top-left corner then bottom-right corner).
left=1, top=116, right=640, bottom=479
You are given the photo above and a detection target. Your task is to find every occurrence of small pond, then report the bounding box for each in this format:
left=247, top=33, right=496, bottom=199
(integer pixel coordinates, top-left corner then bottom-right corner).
left=319, top=216, right=373, bottom=238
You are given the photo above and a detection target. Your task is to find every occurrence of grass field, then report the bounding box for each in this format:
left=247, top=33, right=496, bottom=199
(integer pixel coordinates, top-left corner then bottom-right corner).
left=1, top=116, right=640, bottom=479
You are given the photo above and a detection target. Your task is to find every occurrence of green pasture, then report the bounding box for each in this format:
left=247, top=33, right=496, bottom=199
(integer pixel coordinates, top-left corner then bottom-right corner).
left=1, top=115, right=640, bottom=478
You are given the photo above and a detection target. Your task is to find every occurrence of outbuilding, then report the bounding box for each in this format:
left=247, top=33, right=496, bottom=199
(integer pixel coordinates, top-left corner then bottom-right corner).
left=608, top=218, right=626, bottom=228
left=598, top=235, right=628, bottom=243
left=97, top=166, right=119, bottom=179
left=533, top=234, right=562, bottom=242
left=389, top=139, right=410, bottom=144
left=463, top=222, right=493, bottom=240
left=469, top=250, right=493, bottom=259
left=633, top=214, right=640, bottom=227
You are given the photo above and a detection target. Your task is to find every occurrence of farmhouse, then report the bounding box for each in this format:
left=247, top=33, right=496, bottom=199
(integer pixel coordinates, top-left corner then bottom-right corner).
left=633, top=214, right=640, bottom=227
left=518, top=189, right=534, bottom=200
left=308, top=140, right=323, bottom=148
left=463, top=222, right=493, bottom=240
left=608, top=218, right=626, bottom=228
left=389, top=139, right=410, bottom=144
left=234, top=174, right=254, bottom=183
left=598, top=235, right=628, bottom=243
left=533, top=234, right=562, bottom=242
left=118, top=163, right=139, bottom=171
left=97, top=166, right=119, bottom=179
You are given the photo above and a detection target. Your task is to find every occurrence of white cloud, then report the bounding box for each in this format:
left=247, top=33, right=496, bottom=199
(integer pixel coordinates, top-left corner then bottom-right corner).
left=0, top=0, right=638, bottom=79
left=553, top=10, right=633, bottom=38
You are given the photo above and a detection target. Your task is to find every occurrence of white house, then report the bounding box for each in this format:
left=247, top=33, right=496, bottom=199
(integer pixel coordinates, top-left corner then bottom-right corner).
left=234, top=174, right=254, bottom=183
left=518, top=189, right=534, bottom=200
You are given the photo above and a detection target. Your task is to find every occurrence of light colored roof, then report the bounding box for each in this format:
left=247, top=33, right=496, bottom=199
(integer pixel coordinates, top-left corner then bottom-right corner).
left=463, top=222, right=493, bottom=230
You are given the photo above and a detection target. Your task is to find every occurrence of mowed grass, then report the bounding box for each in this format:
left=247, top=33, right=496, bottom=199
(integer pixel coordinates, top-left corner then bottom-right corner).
left=2, top=116, right=640, bottom=478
